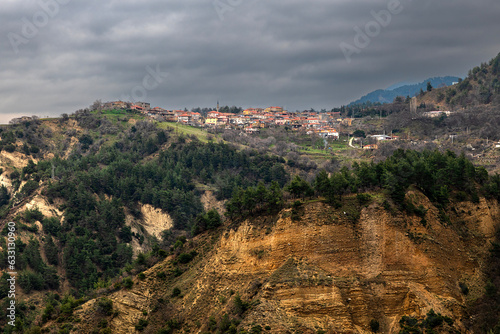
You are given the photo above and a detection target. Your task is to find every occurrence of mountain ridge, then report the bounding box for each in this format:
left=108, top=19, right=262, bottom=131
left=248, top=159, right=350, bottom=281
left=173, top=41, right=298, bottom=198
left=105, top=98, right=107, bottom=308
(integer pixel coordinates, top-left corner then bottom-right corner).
left=350, top=76, right=461, bottom=106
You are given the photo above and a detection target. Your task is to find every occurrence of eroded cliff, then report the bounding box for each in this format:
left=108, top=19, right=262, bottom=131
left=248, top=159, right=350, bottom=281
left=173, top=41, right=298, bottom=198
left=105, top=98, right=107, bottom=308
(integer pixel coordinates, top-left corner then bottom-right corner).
left=74, top=192, right=499, bottom=333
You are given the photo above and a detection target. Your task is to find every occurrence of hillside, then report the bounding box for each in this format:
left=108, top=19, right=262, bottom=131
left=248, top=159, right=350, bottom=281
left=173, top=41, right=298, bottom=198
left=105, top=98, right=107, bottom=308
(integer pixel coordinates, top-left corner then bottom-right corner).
left=414, top=53, right=500, bottom=111
left=339, top=52, right=500, bottom=174
left=349, top=77, right=461, bottom=106
left=0, top=111, right=500, bottom=333
left=66, top=192, right=500, bottom=334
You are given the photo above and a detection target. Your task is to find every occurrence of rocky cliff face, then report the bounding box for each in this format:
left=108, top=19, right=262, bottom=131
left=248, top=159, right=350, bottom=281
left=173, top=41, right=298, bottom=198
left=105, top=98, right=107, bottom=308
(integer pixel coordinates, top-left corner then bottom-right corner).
left=75, top=193, right=499, bottom=334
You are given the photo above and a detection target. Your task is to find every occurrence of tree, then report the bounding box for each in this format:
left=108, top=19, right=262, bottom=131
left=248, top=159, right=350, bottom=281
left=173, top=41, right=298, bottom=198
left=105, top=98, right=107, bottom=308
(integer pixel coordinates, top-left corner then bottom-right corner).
left=79, top=134, right=94, bottom=151
left=97, top=298, right=113, bottom=316
left=287, top=175, right=313, bottom=199
left=255, top=182, right=268, bottom=208
left=0, top=272, right=10, bottom=298
left=266, top=181, right=284, bottom=210
left=352, top=130, right=366, bottom=138
left=44, top=236, right=59, bottom=266
left=393, top=96, right=404, bottom=103
left=0, top=185, right=10, bottom=207
left=314, top=170, right=330, bottom=196
left=427, top=81, right=433, bottom=92
left=205, top=209, right=222, bottom=229
left=330, top=172, right=348, bottom=202
left=90, top=99, right=103, bottom=111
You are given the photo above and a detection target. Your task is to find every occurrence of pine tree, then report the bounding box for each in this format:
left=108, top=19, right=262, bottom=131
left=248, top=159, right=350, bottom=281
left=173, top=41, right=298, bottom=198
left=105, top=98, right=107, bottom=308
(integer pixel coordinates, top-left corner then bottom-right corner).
left=44, top=236, right=59, bottom=266
left=427, top=81, right=433, bottom=92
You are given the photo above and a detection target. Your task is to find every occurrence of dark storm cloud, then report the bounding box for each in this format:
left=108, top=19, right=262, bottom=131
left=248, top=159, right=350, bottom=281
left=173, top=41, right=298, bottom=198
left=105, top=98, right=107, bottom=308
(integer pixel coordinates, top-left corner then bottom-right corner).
left=0, top=0, right=499, bottom=122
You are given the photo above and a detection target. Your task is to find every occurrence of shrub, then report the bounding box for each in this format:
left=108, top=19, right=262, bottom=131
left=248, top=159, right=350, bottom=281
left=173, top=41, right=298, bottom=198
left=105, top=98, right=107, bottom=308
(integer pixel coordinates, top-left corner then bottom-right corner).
left=135, top=319, right=149, bottom=331
left=250, top=325, right=262, bottom=334
left=5, top=144, right=16, bottom=153
left=486, top=281, right=497, bottom=297
left=172, top=268, right=183, bottom=277
left=173, top=240, right=184, bottom=250
left=79, top=134, right=94, bottom=151
left=18, top=271, right=44, bottom=293
left=357, top=193, right=372, bottom=206
left=97, top=298, right=113, bottom=316
left=233, top=294, right=249, bottom=315
left=98, top=319, right=108, bottom=328
left=21, top=179, right=39, bottom=197
left=423, top=309, right=443, bottom=328
left=171, top=287, right=181, bottom=297
left=219, top=313, right=231, bottom=332
left=208, top=316, right=217, bottom=332
left=42, top=217, right=61, bottom=236
left=369, top=319, right=380, bottom=332
left=414, top=205, right=427, bottom=218
left=122, top=277, right=133, bottom=289
left=178, top=253, right=193, bottom=264
left=459, top=282, right=469, bottom=295
left=119, top=226, right=133, bottom=243
left=24, top=207, right=44, bottom=224
left=10, top=170, right=20, bottom=180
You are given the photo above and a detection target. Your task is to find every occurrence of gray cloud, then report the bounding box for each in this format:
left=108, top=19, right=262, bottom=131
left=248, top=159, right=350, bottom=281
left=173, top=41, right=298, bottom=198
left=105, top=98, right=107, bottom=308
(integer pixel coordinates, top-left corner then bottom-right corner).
left=0, top=0, right=499, bottom=123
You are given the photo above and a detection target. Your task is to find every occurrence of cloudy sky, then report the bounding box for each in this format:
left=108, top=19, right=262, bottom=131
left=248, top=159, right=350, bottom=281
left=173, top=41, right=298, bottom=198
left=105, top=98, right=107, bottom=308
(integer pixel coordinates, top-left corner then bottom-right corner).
left=1, top=0, right=499, bottom=123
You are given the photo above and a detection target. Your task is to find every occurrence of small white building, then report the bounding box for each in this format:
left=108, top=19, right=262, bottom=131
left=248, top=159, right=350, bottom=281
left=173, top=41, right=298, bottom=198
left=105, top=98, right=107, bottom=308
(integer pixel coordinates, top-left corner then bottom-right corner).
left=319, top=130, right=339, bottom=139
left=370, top=135, right=393, bottom=141
left=422, top=111, right=452, bottom=118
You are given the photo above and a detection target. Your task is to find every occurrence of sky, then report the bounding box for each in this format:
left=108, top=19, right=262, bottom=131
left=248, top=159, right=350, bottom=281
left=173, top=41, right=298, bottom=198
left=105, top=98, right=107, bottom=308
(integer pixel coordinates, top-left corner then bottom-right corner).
left=1, top=0, right=499, bottom=123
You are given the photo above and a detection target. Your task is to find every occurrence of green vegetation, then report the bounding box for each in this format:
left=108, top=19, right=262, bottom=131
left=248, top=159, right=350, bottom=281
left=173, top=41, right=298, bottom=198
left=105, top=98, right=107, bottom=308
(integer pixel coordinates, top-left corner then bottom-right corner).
left=2, top=95, right=500, bottom=333
left=226, top=181, right=284, bottom=218
left=192, top=209, right=222, bottom=235
left=171, top=287, right=181, bottom=298
left=96, top=298, right=113, bottom=316
left=7, top=118, right=290, bottom=293
left=399, top=309, right=454, bottom=333
left=226, top=149, right=491, bottom=235
left=158, top=122, right=215, bottom=143
left=135, top=319, right=149, bottom=331
left=0, top=237, right=59, bottom=293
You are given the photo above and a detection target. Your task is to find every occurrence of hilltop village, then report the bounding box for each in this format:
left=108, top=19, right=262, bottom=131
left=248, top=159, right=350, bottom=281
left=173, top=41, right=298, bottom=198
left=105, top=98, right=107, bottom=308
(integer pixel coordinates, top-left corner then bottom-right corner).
left=103, top=100, right=355, bottom=139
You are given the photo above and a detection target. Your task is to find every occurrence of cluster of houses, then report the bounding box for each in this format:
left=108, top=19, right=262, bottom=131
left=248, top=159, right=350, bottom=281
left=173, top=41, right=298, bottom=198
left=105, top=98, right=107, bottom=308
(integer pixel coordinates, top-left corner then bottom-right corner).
left=103, top=101, right=356, bottom=139
left=421, top=110, right=453, bottom=118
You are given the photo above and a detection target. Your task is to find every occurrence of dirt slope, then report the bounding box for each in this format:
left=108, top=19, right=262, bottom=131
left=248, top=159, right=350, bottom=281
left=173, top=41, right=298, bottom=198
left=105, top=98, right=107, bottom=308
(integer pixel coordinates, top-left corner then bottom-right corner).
left=73, top=193, right=499, bottom=334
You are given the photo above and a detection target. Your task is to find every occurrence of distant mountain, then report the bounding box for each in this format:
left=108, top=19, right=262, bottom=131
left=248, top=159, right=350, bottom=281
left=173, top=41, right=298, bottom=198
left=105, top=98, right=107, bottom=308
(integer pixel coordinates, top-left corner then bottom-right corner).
left=385, top=80, right=419, bottom=91
left=349, top=76, right=461, bottom=106
left=421, top=52, right=500, bottom=108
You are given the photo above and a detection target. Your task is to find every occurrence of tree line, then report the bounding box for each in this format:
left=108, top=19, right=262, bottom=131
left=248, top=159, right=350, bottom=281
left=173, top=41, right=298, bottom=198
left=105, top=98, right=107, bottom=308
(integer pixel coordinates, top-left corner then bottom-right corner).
left=226, top=149, right=496, bottom=219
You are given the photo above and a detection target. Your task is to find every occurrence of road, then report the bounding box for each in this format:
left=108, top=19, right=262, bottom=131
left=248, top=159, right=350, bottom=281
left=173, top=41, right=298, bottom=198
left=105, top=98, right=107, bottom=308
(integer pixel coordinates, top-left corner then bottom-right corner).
left=349, top=136, right=360, bottom=149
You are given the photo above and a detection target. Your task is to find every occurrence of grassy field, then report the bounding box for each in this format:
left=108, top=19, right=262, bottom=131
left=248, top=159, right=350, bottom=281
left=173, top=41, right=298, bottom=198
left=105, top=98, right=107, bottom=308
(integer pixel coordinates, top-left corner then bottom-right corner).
left=297, top=136, right=351, bottom=160
left=157, top=122, right=222, bottom=143
left=97, top=109, right=145, bottom=122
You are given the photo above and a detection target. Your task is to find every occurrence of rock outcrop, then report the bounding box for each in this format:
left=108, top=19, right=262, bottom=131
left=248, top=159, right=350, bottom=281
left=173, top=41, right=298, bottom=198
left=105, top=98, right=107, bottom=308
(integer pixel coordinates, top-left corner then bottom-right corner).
left=75, top=195, right=499, bottom=333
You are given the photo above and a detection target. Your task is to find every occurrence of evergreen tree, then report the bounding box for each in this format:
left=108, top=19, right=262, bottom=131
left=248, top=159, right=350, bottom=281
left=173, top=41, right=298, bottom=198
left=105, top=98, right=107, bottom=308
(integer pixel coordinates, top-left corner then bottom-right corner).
left=427, top=81, right=433, bottom=92
left=44, top=236, right=59, bottom=266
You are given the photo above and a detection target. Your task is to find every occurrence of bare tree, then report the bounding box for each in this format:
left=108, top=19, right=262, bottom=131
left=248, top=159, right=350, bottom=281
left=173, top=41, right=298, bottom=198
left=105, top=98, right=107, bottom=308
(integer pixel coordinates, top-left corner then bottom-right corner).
left=90, top=99, right=103, bottom=111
